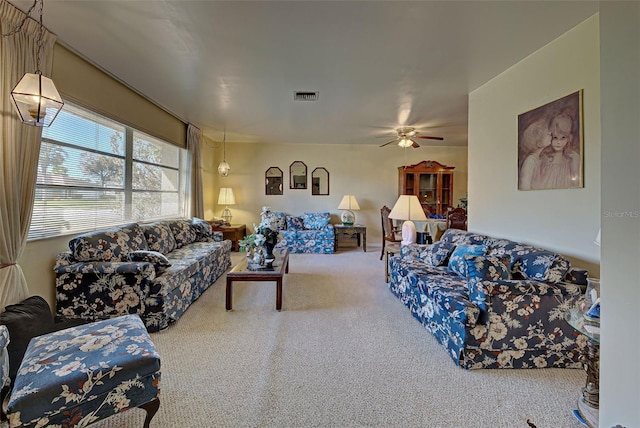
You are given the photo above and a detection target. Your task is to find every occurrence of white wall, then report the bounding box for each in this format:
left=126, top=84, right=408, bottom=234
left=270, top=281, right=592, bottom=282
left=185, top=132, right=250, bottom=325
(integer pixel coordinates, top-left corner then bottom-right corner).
left=468, top=15, right=601, bottom=276
left=599, top=2, right=640, bottom=426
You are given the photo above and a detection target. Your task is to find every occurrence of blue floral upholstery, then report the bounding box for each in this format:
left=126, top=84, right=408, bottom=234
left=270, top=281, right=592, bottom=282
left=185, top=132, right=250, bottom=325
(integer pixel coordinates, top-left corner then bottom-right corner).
left=69, top=223, right=148, bottom=262
left=389, top=228, right=588, bottom=369
left=55, top=218, right=231, bottom=332
left=0, top=325, right=9, bottom=391
left=273, top=211, right=335, bottom=254
left=6, top=314, right=160, bottom=428
left=447, top=244, right=489, bottom=277
left=285, top=215, right=305, bottom=230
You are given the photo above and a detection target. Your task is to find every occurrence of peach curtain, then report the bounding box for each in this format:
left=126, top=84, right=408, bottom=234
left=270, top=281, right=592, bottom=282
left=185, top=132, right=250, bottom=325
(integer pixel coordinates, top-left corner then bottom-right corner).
left=186, top=124, right=204, bottom=219
left=0, top=0, right=56, bottom=311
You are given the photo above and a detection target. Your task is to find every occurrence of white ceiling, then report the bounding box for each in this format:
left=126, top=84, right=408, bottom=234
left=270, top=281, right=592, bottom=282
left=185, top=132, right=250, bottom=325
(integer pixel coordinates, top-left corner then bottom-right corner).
left=13, top=0, right=598, bottom=147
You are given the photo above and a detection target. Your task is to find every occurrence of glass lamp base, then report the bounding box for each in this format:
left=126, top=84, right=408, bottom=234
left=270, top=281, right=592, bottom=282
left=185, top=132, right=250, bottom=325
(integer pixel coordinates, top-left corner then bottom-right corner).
left=341, top=210, right=355, bottom=225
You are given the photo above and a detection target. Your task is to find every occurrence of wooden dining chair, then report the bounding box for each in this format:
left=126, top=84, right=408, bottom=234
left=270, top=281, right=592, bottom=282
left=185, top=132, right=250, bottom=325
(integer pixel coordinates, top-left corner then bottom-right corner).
left=446, top=207, right=468, bottom=230
left=380, top=206, right=403, bottom=282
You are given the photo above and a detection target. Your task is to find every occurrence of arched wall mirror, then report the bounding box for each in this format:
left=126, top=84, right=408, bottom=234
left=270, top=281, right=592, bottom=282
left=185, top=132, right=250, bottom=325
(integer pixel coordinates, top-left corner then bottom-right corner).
left=311, top=167, right=330, bottom=195
left=289, top=161, right=307, bottom=190
left=265, top=167, right=283, bottom=195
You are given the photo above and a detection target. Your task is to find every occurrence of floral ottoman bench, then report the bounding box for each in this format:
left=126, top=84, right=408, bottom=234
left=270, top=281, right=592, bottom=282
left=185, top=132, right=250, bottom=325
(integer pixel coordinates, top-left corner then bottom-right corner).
left=4, top=314, right=161, bottom=427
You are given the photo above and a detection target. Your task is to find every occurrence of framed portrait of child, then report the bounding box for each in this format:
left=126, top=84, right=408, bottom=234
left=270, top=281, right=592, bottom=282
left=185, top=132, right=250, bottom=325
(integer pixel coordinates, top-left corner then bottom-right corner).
left=517, top=90, right=584, bottom=191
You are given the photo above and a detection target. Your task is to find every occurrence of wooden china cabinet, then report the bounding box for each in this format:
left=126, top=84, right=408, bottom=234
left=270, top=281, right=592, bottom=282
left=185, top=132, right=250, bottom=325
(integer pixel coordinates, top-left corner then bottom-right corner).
left=398, top=160, right=455, bottom=216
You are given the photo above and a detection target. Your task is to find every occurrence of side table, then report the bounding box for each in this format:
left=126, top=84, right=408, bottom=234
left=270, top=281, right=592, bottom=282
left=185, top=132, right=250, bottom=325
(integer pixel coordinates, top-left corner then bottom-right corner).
left=210, top=223, right=246, bottom=252
left=565, top=308, right=600, bottom=428
left=334, top=224, right=366, bottom=252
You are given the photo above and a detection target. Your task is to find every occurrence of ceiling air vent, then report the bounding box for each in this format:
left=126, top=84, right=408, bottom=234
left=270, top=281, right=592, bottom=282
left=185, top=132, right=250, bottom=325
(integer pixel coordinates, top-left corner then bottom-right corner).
left=294, top=91, right=319, bottom=101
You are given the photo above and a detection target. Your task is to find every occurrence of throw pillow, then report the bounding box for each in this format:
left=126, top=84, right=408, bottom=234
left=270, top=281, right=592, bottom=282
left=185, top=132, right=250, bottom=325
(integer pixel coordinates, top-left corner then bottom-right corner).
left=168, top=219, right=198, bottom=248
left=545, top=257, right=570, bottom=284
left=514, top=250, right=563, bottom=281
left=191, top=217, right=214, bottom=241
left=302, top=212, right=331, bottom=230
left=420, top=241, right=456, bottom=266
left=286, top=216, right=305, bottom=231
left=129, top=250, right=172, bottom=270
left=447, top=244, right=489, bottom=277
left=0, top=296, right=55, bottom=388
left=141, top=222, right=177, bottom=254
left=464, top=255, right=512, bottom=281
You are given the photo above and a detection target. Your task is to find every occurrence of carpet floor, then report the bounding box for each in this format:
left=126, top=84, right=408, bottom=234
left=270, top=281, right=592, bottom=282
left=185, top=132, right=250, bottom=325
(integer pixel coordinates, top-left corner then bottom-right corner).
left=21, top=249, right=588, bottom=427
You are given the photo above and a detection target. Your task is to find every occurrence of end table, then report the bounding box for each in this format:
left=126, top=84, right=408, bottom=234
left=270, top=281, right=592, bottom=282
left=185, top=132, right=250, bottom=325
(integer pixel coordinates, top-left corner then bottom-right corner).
left=334, top=224, right=366, bottom=252
left=209, top=223, right=246, bottom=252
left=565, top=308, right=600, bottom=428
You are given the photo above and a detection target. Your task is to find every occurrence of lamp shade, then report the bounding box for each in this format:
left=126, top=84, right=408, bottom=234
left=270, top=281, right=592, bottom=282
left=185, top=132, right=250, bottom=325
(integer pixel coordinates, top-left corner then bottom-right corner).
left=337, top=195, right=360, bottom=211
left=388, top=195, right=427, bottom=221
left=594, top=229, right=601, bottom=246
left=217, top=188, right=236, bottom=205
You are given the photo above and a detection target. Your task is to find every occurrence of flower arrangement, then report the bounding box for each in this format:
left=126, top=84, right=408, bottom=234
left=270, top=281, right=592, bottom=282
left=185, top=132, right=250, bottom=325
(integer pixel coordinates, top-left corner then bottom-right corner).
left=239, top=206, right=280, bottom=253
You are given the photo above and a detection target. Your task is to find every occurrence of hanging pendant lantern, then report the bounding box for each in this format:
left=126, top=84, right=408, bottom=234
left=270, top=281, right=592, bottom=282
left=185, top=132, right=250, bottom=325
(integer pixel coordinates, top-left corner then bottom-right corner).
left=7, top=0, right=64, bottom=127
left=218, top=130, right=230, bottom=177
left=11, top=71, right=63, bottom=127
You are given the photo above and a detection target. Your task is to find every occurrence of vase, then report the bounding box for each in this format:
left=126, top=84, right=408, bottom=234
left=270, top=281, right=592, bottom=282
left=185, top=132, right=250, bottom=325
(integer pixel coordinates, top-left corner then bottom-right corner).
left=263, top=242, right=276, bottom=261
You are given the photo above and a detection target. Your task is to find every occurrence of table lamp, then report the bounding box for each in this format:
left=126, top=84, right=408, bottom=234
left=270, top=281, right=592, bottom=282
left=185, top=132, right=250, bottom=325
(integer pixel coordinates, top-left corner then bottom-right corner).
left=218, top=187, right=236, bottom=223
left=338, top=195, right=360, bottom=225
left=389, top=195, right=427, bottom=245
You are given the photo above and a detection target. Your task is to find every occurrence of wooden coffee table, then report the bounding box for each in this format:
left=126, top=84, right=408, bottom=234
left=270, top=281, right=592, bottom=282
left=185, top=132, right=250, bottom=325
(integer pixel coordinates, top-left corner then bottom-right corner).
left=226, top=248, right=289, bottom=311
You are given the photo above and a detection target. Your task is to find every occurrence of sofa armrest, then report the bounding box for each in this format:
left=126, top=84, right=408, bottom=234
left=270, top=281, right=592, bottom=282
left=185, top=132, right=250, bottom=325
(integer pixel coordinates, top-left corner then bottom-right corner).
left=55, top=261, right=156, bottom=322
left=54, top=251, right=76, bottom=268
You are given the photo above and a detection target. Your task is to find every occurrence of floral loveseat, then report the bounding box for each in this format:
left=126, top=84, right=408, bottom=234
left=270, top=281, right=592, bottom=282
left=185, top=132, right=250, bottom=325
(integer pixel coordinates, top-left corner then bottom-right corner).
left=55, top=218, right=232, bottom=332
left=272, top=211, right=335, bottom=254
left=389, top=228, right=589, bottom=369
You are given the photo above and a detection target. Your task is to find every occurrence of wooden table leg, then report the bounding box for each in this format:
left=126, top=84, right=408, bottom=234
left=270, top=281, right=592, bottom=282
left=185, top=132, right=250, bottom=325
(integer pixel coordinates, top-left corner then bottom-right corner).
left=276, top=278, right=282, bottom=311
left=226, top=278, right=233, bottom=311
left=363, top=231, right=366, bottom=252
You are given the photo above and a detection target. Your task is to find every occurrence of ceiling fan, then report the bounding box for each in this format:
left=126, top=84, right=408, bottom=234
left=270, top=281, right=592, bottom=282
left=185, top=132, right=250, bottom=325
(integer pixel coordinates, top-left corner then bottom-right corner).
left=379, top=127, right=444, bottom=148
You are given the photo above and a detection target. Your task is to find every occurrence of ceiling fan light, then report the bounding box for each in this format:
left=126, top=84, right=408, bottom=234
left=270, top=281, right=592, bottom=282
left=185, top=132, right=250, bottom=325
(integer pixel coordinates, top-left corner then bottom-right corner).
left=398, top=137, right=413, bottom=148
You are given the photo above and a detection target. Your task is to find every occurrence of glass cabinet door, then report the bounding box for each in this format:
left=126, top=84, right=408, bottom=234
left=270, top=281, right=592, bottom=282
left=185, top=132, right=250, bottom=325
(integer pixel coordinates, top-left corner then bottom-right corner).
left=440, top=173, right=451, bottom=213
left=418, top=173, right=437, bottom=215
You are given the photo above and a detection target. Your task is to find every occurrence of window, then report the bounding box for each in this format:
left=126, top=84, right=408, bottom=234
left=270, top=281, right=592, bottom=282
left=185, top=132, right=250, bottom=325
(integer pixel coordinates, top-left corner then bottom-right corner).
left=29, top=103, right=186, bottom=240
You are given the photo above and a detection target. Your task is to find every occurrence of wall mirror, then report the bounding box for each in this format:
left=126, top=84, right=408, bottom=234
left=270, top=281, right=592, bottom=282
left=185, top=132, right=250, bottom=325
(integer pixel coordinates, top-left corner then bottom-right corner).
left=311, top=167, right=329, bottom=195
left=289, top=161, right=307, bottom=189
left=265, top=167, right=283, bottom=195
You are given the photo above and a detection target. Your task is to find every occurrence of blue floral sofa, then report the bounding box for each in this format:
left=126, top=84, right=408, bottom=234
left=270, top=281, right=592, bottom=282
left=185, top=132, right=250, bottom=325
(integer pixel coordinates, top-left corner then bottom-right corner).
left=389, top=228, right=589, bottom=369
left=55, top=218, right=232, bottom=332
left=272, top=211, right=335, bottom=254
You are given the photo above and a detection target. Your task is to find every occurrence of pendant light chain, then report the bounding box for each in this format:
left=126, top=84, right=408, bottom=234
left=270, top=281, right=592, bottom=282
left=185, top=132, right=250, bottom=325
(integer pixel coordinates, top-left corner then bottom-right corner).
left=35, top=0, right=44, bottom=74
left=1, top=0, right=39, bottom=37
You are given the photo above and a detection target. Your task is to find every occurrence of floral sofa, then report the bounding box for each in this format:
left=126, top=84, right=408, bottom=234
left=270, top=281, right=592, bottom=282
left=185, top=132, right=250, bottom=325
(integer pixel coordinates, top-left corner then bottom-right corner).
left=389, top=228, right=589, bottom=369
left=55, top=218, right=232, bottom=332
left=272, top=211, right=335, bottom=254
